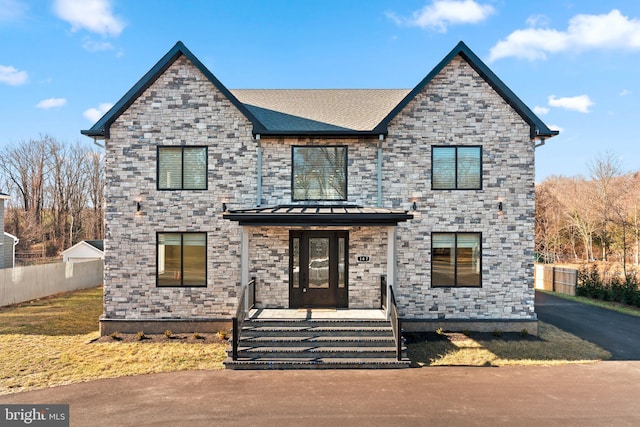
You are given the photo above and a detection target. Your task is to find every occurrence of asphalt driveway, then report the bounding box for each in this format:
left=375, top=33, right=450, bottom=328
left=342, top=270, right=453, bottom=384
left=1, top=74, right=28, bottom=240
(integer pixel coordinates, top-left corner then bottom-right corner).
left=2, top=364, right=640, bottom=426
left=535, top=291, right=640, bottom=360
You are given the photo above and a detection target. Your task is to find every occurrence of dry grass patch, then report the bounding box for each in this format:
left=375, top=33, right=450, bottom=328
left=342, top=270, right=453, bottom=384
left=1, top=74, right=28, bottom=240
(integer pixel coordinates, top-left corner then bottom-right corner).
left=406, top=322, right=611, bottom=367
left=0, top=287, right=227, bottom=395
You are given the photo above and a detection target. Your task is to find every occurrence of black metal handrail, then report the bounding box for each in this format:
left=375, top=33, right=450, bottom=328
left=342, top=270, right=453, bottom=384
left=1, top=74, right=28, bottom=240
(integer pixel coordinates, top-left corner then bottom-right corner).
left=231, top=277, right=256, bottom=361
left=389, top=286, right=403, bottom=361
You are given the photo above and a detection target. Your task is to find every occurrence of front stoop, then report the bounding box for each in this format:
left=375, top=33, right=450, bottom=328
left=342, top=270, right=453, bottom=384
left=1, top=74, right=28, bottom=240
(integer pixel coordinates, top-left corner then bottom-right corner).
left=224, top=318, right=411, bottom=370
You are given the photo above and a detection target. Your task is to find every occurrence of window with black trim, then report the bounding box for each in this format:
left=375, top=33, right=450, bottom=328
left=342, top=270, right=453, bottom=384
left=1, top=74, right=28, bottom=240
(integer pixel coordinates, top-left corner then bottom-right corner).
left=432, top=146, right=482, bottom=190
left=157, top=232, right=206, bottom=287
left=292, top=146, right=347, bottom=201
left=432, top=232, right=481, bottom=287
left=158, top=146, right=207, bottom=190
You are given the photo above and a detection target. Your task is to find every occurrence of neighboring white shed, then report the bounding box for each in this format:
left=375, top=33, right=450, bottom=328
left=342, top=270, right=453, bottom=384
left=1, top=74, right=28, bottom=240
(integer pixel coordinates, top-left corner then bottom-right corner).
left=1, top=191, right=18, bottom=269
left=61, top=240, right=104, bottom=263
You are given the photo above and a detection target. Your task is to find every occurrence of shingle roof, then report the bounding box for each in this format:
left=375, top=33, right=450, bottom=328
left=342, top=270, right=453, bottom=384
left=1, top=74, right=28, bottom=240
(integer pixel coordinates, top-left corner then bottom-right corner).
left=81, top=41, right=557, bottom=140
left=230, top=89, right=410, bottom=132
left=85, top=240, right=104, bottom=251
left=0, top=192, right=10, bottom=200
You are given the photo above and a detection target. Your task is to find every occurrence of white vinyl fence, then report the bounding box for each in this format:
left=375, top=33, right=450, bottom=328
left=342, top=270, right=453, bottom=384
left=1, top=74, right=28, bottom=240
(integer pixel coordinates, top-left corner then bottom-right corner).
left=0, top=259, right=103, bottom=307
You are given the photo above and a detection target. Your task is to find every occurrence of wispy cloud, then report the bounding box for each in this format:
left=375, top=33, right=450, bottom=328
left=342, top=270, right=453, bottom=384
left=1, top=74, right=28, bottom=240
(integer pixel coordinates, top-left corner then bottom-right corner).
left=0, top=0, right=28, bottom=22
left=36, top=98, right=67, bottom=109
left=0, top=65, right=28, bottom=85
left=53, top=0, right=125, bottom=37
left=84, top=103, right=113, bottom=122
left=489, top=9, right=640, bottom=62
left=548, top=95, right=594, bottom=113
left=387, top=0, right=494, bottom=32
left=533, top=106, right=549, bottom=115
left=619, top=89, right=631, bottom=96
left=82, top=39, right=115, bottom=52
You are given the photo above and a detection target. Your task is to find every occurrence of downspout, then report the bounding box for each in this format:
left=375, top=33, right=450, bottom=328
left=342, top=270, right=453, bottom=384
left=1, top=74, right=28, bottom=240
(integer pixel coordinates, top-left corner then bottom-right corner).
left=256, top=134, right=262, bottom=207
left=377, top=134, right=384, bottom=207
left=93, top=137, right=105, bottom=149
left=12, top=236, right=18, bottom=268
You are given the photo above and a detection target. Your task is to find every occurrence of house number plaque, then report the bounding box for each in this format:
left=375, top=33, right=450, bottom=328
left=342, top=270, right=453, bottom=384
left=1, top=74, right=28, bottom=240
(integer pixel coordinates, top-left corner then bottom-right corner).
left=356, top=255, right=370, bottom=262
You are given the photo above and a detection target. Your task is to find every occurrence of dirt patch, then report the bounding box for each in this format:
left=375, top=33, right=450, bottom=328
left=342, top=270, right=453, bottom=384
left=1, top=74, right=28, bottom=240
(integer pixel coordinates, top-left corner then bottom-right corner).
left=404, top=330, right=540, bottom=344
left=93, top=332, right=230, bottom=345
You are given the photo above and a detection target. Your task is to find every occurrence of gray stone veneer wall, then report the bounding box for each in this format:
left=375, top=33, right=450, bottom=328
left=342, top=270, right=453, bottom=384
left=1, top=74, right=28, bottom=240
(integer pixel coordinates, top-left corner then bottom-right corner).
left=385, top=56, right=536, bottom=322
left=248, top=226, right=387, bottom=309
left=103, top=56, right=254, bottom=323
left=101, top=52, right=536, bottom=333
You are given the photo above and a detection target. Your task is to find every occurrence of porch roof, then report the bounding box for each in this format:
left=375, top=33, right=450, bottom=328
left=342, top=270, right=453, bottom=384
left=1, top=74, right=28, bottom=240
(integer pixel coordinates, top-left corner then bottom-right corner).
left=223, top=205, right=413, bottom=226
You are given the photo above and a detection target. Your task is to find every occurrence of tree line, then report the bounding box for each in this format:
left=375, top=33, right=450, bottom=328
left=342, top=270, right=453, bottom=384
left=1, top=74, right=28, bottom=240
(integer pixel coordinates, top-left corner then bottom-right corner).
left=536, top=152, right=640, bottom=275
left=0, top=136, right=104, bottom=262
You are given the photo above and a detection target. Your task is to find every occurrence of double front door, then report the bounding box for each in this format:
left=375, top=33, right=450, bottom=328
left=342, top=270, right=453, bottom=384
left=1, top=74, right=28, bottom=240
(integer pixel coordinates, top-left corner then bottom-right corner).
left=289, top=231, right=348, bottom=308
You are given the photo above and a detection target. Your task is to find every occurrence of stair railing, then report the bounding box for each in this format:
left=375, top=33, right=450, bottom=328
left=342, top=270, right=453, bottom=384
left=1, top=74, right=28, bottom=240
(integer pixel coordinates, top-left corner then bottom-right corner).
left=232, top=277, right=256, bottom=361
left=389, top=286, right=403, bottom=361
left=382, top=275, right=403, bottom=361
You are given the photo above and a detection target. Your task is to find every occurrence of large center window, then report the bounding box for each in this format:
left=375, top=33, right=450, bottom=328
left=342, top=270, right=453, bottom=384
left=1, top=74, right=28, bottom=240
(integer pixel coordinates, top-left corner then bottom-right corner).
left=158, top=146, right=207, bottom=190
left=432, top=232, right=481, bottom=287
left=432, top=146, right=482, bottom=190
left=292, top=146, right=347, bottom=201
left=157, top=232, right=206, bottom=287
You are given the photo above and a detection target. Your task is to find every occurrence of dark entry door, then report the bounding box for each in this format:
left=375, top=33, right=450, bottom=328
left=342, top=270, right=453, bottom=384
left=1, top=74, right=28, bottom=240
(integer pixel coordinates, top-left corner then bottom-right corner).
left=290, top=231, right=348, bottom=308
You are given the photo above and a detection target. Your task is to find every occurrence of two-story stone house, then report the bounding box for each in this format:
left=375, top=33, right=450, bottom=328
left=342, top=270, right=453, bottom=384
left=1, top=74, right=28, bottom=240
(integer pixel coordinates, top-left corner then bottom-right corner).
left=82, top=41, right=556, bottom=340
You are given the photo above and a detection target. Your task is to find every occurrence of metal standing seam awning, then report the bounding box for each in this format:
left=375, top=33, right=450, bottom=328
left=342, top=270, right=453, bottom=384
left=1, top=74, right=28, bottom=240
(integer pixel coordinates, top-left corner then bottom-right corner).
left=222, top=205, right=413, bottom=226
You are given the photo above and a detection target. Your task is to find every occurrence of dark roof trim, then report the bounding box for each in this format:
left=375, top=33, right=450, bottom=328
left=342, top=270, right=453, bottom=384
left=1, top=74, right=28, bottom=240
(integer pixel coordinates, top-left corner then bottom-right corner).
left=373, top=41, right=558, bottom=140
left=81, top=41, right=266, bottom=139
left=223, top=205, right=413, bottom=226
left=84, top=240, right=104, bottom=251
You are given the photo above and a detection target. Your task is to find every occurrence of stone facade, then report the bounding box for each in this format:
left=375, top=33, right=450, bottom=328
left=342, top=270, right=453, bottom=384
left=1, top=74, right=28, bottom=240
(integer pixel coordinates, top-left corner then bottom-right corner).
left=387, top=57, right=535, bottom=322
left=97, top=44, right=542, bottom=334
left=104, top=56, right=255, bottom=323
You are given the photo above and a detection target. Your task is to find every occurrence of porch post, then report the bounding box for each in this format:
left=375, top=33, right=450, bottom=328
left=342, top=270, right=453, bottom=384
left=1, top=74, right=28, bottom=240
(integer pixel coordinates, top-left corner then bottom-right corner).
left=242, top=227, right=249, bottom=314
left=386, top=226, right=396, bottom=320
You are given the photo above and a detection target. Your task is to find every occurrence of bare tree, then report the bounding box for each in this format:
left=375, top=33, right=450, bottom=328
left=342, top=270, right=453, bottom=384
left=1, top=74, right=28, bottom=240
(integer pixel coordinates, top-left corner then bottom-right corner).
left=589, top=152, right=623, bottom=262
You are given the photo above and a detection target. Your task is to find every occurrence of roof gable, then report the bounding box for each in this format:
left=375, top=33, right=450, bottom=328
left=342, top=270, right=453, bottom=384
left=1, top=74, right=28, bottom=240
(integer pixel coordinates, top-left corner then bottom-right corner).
left=373, top=41, right=558, bottom=140
left=61, top=240, right=104, bottom=256
left=81, top=41, right=556, bottom=140
left=81, top=41, right=265, bottom=139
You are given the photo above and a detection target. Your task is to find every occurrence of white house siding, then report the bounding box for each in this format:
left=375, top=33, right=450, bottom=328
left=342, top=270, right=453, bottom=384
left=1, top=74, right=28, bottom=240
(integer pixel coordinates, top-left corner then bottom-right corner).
left=386, top=56, right=535, bottom=322
left=103, top=56, right=255, bottom=321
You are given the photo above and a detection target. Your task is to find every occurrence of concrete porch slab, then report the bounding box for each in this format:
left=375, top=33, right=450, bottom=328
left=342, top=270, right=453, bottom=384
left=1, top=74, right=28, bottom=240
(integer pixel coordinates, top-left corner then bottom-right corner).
left=248, top=308, right=386, bottom=320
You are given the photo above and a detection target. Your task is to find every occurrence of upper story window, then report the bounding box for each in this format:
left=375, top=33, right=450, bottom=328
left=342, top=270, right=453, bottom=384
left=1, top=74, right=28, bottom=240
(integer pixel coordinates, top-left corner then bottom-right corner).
left=432, top=146, right=482, bottom=190
left=292, top=146, right=347, bottom=201
left=157, top=146, right=207, bottom=190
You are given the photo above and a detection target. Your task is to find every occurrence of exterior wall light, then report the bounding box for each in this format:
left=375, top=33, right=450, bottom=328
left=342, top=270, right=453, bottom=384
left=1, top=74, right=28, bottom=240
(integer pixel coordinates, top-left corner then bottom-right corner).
left=222, top=202, right=227, bottom=212
left=136, top=201, right=141, bottom=212
left=498, top=201, right=503, bottom=212
left=411, top=201, right=418, bottom=211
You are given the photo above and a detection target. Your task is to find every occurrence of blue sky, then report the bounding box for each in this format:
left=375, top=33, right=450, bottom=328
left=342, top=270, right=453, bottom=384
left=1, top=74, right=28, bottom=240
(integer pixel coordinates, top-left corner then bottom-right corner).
left=1, top=0, right=640, bottom=182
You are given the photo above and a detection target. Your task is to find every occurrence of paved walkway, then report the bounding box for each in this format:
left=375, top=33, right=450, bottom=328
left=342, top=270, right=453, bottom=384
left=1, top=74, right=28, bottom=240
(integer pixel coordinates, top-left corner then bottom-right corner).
left=535, top=291, right=640, bottom=360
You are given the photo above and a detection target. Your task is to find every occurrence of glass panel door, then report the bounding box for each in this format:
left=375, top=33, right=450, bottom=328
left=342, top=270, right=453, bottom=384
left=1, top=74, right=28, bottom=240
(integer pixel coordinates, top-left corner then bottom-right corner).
left=289, top=231, right=348, bottom=308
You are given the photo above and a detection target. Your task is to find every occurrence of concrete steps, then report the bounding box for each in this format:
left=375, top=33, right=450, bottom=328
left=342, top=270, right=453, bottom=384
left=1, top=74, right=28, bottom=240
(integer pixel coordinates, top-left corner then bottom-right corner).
left=224, top=318, right=410, bottom=370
